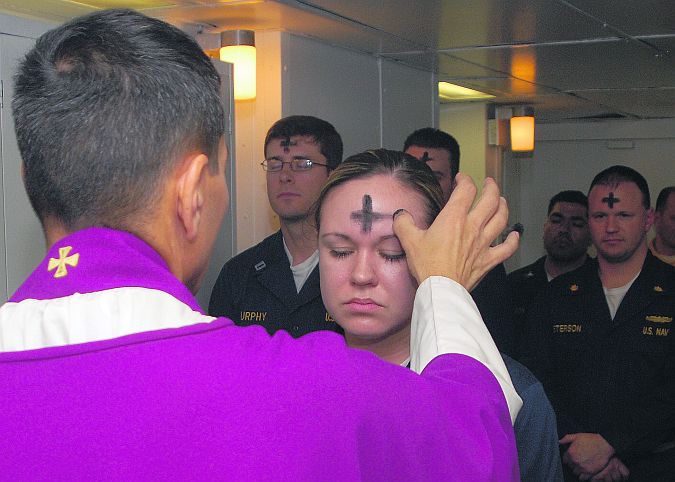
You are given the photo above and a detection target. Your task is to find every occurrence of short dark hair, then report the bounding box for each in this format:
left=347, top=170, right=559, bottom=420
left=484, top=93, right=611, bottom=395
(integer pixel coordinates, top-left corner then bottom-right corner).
left=403, top=128, right=460, bottom=179
left=13, top=9, right=224, bottom=231
left=547, top=190, right=588, bottom=215
left=589, top=165, right=651, bottom=209
left=315, top=149, right=443, bottom=230
left=264, top=115, right=343, bottom=170
left=655, top=186, right=675, bottom=213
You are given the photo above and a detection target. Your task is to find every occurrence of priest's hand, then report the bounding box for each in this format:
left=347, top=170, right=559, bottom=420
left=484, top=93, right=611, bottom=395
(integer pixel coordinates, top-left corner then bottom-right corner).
left=393, top=173, right=519, bottom=291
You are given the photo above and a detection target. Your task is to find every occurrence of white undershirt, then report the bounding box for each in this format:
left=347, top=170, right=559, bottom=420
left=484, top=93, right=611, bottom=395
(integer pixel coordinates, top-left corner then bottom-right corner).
left=282, top=238, right=319, bottom=293
left=603, top=271, right=640, bottom=319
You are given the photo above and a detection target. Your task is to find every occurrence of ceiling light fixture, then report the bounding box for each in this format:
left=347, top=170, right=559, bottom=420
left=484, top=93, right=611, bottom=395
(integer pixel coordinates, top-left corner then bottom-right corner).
left=438, top=82, right=495, bottom=102
left=510, top=106, right=535, bottom=152
left=220, top=30, right=256, bottom=101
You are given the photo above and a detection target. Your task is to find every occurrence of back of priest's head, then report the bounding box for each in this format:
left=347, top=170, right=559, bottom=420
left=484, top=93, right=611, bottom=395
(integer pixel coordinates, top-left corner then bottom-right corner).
left=13, top=9, right=225, bottom=233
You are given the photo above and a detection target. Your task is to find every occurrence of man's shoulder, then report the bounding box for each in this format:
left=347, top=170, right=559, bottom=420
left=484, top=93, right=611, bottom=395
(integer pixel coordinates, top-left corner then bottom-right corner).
left=485, top=262, right=507, bottom=281
left=502, top=354, right=540, bottom=394
left=2, top=323, right=517, bottom=479
left=503, top=355, right=557, bottom=432
left=522, top=260, right=598, bottom=324
left=507, top=256, right=546, bottom=283
left=546, top=258, right=598, bottom=294
left=644, top=251, right=675, bottom=284
left=473, top=263, right=507, bottom=297
left=637, top=253, right=675, bottom=305
left=649, top=238, right=675, bottom=267
left=222, top=231, right=285, bottom=272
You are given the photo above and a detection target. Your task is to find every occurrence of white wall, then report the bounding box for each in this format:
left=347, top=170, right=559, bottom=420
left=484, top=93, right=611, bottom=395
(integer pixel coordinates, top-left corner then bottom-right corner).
left=506, top=118, right=675, bottom=271
left=380, top=59, right=436, bottom=150
left=281, top=35, right=380, bottom=157
left=439, top=103, right=488, bottom=189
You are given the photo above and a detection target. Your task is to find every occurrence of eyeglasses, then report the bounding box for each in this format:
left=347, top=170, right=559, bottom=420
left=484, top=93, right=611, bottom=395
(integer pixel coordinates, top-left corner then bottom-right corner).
left=261, top=158, right=329, bottom=172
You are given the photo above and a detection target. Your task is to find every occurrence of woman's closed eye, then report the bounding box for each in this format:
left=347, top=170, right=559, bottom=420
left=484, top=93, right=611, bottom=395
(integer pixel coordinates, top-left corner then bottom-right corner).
left=330, top=249, right=354, bottom=259
left=380, top=251, right=406, bottom=263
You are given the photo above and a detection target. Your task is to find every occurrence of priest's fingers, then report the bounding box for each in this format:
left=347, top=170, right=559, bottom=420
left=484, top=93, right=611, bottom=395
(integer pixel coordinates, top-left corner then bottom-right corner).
left=462, top=182, right=518, bottom=290
left=440, top=172, right=476, bottom=223
left=393, top=174, right=517, bottom=290
left=480, top=195, right=510, bottom=247
left=491, top=230, right=520, bottom=267
left=393, top=175, right=480, bottom=287
left=392, top=209, right=425, bottom=283
left=466, top=177, right=501, bottom=235
left=465, top=230, right=519, bottom=291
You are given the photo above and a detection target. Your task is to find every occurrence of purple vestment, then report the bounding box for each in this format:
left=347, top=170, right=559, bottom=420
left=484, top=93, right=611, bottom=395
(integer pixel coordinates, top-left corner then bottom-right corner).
left=0, top=228, right=518, bottom=480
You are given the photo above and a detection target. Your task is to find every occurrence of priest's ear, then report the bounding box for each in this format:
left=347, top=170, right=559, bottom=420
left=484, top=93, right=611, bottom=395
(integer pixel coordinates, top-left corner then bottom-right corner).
left=175, top=152, right=210, bottom=241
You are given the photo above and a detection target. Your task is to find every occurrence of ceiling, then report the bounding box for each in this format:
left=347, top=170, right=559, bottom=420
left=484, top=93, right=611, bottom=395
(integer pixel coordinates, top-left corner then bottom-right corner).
left=2, top=0, right=674, bottom=122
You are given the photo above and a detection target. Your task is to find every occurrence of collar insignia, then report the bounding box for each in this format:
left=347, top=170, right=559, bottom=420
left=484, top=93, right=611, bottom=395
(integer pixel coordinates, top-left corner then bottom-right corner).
left=47, top=246, right=80, bottom=279
left=525, top=271, right=534, bottom=278
left=569, top=284, right=579, bottom=292
left=254, top=261, right=266, bottom=271
left=654, top=285, right=664, bottom=292
left=646, top=315, right=672, bottom=323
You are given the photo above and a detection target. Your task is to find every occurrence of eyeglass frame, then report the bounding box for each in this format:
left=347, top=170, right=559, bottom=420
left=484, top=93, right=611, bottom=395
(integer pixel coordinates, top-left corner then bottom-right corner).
left=260, top=158, right=329, bottom=172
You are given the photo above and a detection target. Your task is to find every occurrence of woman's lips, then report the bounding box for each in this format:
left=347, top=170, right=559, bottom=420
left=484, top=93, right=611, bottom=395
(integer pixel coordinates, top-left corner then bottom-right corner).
left=345, top=298, right=382, bottom=313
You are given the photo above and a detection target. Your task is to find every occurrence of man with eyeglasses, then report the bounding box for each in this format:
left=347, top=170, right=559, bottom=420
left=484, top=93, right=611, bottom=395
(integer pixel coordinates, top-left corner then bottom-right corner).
left=209, top=115, right=344, bottom=337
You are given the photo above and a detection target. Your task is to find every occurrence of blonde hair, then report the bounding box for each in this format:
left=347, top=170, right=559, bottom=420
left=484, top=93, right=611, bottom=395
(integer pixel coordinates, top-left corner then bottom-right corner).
left=314, top=149, right=443, bottom=229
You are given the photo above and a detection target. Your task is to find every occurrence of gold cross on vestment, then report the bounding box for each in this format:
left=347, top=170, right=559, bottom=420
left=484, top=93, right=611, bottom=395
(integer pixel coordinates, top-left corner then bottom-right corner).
left=48, top=246, right=80, bottom=278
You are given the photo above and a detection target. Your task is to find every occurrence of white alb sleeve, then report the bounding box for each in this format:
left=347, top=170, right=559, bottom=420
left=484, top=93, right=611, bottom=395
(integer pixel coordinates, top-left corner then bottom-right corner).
left=409, top=276, right=522, bottom=424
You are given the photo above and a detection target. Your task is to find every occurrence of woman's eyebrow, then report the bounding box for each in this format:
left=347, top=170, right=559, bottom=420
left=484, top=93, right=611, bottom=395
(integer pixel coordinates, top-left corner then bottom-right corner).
left=320, top=232, right=352, bottom=241
left=379, top=234, right=399, bottom=242
left=320, top=232, right=398, bottom=242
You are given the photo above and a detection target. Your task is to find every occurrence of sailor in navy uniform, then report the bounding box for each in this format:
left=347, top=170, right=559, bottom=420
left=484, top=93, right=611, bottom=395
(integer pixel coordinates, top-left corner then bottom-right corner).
left=508, top=190, right=592, bottom=358
left=521, top=168, right=675, bottom=481
left=209, top=116, right=343, bottom=337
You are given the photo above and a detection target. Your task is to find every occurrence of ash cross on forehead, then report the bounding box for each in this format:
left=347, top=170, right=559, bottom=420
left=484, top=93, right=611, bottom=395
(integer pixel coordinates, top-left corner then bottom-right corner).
left=419, top=151, right=431, bottom=163
left=351, top=194, right=388, bottom=233
left=280, top=137, right=297, bottom=153
left=602, top=192, right=620, bottom=209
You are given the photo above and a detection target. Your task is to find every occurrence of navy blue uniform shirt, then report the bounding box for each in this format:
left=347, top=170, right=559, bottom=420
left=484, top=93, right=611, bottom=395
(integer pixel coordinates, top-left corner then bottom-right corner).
left=209, top=230, right=342, bottom=337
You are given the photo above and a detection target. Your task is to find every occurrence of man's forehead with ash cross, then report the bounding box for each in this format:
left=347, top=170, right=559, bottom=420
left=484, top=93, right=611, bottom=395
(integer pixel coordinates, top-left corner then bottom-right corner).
left=419, top=151, right=431, bottom=163
left=279, top=137, right=297, bottom=153
left=350, top=194, right=389, bottom=234
left=602, top=192, right=620, bottom=209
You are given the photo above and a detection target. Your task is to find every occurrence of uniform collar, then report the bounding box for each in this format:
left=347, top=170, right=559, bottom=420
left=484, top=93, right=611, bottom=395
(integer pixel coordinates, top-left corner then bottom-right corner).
left=649, top=238, right=675, bottom=267
left=10, top=227, right=202, bottom=313
left=2, top=227, right=214, bottom=352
